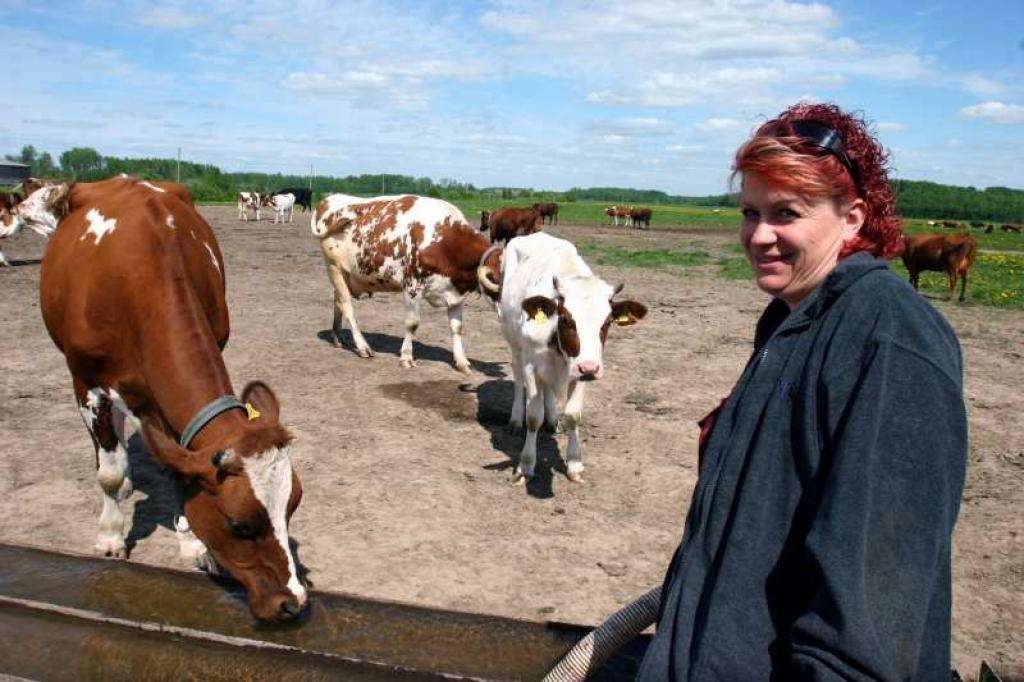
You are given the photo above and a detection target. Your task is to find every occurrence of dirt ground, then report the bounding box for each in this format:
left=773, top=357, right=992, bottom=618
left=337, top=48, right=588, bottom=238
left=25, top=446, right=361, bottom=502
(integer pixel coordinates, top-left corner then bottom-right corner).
left=1, top=205, right=1021, bottom=676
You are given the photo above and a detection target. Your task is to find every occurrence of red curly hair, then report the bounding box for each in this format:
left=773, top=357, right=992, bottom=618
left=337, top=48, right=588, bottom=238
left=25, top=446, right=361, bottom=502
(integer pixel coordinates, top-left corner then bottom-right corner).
left=732, top=102, right=904, bottom=260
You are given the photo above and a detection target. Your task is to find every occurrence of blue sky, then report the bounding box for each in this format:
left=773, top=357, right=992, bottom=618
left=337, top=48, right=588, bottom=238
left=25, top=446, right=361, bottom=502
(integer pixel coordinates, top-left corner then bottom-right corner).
left=2, top=0, right=1022, bottom=195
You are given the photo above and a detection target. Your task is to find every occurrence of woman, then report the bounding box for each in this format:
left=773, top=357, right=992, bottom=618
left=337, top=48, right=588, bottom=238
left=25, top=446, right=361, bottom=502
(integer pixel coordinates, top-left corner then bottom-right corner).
left=636, top=103, right=968, bottom=681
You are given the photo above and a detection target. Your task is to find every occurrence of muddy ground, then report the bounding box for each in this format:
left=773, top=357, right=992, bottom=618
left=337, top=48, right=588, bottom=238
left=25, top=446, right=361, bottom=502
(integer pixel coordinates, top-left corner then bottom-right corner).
left=1, top=205, right=1021, bottom=676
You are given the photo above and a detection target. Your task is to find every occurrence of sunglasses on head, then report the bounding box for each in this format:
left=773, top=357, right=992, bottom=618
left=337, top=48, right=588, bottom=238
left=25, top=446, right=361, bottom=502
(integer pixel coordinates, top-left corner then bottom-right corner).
left=788, top=119, right=862, bottom=194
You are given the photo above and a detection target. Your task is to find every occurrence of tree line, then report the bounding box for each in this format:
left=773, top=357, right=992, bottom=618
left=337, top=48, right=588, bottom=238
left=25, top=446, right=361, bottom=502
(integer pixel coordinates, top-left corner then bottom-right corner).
left=5, top=145, right=1024, bottom=222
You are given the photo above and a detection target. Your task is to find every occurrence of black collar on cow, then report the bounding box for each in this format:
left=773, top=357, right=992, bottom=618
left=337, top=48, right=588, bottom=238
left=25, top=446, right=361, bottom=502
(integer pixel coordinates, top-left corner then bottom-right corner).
left=179, top=395, right=247, bottom=448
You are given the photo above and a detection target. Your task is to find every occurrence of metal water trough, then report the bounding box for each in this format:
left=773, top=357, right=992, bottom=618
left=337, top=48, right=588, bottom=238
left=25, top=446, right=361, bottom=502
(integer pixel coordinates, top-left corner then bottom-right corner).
left=0, top=544, right=649, bottom=681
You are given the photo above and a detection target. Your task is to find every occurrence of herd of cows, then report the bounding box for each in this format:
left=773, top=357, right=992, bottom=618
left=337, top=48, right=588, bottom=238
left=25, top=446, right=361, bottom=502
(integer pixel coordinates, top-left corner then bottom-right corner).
left=0, top=173, right=1017, bottom=624
left=0, top=175, right=648, bottom=622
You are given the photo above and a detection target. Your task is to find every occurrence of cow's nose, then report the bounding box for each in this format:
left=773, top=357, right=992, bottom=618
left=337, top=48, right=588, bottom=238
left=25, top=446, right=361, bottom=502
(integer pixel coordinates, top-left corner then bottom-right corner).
left=278, top=596, right=303, bottom=621
left=577, top=361, right=601, bottom=381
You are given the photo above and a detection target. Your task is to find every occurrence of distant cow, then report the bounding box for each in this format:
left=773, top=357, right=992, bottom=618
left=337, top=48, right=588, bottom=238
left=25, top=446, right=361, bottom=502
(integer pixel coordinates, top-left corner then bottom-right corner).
left=28, top=175, right=305, bottom=621
left=313, top=194, right=503, bottom=373
left=1001, top=223, right=1022, bottom=233
left=969, top=221, right=985, bottom=229
left=532, top=202, right=559, bottom=225
left=237, top=191, right=261, bottom=221
left=1, top=185, right=60, bottom=266
left=480, top=207, right=542, bottom=243
left=604, top=205, right=632, bottom=226
left=497, top=232, right=646, bottom=483
left=902, top=233, right=978, bottom=302
left=630, top=207, right=652, bottom=229
left=264, top=192, right=296, bottom=223
left=273, top=187, right=313, bottom=212
left=941, top=221, right=961, bottom=229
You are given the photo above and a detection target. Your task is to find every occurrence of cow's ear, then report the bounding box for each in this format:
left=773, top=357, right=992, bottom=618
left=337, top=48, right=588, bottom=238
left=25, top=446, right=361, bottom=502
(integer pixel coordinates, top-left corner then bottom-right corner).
left=141, top=419, right=219, bottom=485
left=610, top=300, right=647, bottom=327
left=522, top=295, right=558, bottom=321
left=45, top=183, right=72, bottom=218
left=241, top=381, right=280, bottom=423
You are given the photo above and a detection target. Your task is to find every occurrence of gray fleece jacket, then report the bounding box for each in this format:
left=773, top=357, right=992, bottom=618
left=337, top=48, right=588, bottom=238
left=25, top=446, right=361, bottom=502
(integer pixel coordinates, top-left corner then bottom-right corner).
left=636, top=252, right=968, bottom=681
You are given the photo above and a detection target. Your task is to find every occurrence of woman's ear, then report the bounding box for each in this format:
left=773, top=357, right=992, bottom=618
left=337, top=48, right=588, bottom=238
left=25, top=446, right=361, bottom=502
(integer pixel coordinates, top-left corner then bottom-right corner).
left=844, top=197, right=867, bottom=237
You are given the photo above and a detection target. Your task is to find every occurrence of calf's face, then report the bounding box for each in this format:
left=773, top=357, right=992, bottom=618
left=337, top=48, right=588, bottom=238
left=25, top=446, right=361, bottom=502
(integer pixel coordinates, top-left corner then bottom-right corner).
left=522, top=277, right=646, bottom=380
left=142, top=383, right=307, bottom=622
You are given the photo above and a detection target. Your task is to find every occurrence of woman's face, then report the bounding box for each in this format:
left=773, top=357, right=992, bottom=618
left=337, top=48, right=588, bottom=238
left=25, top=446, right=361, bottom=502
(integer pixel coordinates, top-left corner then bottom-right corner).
left=740, top=171, right=865, bottom=309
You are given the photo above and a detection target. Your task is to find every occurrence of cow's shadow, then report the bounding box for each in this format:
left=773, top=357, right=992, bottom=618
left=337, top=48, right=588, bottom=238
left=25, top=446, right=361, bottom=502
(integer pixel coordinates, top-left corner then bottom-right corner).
left=316, top=329, right=504, bottom=377
left=123, top=432, right=313, bottom=591
left=0, top=258, right=43, bottom=267
left=475, top=379, right=568, bottom=499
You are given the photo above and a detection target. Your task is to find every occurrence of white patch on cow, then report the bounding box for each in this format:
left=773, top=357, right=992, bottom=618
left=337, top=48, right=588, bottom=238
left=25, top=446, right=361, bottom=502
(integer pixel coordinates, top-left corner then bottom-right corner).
left=203, top=242, right=220, bottom=274
left=139, top=181, right=166, bottom=193
left=81, top=208, right=118, bottom=245
left=243, top=448, right=305, bottom=602
left=166, top=213, right=176, bottom=229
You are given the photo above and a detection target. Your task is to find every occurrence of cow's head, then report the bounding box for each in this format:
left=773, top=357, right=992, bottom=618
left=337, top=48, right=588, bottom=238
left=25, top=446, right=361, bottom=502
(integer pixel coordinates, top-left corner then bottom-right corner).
left=15, top=182, right=70, bottom=237
left=0, top=192, right=21, bottom=233
left=522, top=278, right=646, bottom=381
left=141, top=382, right=306, bottom=622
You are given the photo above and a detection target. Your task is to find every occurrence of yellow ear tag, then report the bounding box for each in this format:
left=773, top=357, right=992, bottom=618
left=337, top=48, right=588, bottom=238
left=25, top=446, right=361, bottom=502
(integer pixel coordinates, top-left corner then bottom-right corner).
left=615, top=314, right=632, bottom=326
left=245, top=403, right=261, bottom=421
left=534, top=310, right=548, bottom=324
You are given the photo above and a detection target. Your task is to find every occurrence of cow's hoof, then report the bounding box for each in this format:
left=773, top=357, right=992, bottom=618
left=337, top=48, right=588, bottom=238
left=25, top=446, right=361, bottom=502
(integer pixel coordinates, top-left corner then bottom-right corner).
left=512, top=472, right=530, bottom=485
left=455, top=362, right=472, bottom=375
left=95, top=535, right=127, bottom=559
left=399, top=359, right=417, bottom=369
left=193, top=551, right=221, bottom=575
left=567, top=471, right=586, bottom=484
left=357, top=347, right=375, bottom=359
left=331, top=336, right=343, bottom=349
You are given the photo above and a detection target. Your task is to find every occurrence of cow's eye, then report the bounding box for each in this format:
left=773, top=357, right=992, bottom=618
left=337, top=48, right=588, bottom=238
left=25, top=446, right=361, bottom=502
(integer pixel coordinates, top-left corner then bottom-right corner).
left=228, top=518, right=259, bottom=539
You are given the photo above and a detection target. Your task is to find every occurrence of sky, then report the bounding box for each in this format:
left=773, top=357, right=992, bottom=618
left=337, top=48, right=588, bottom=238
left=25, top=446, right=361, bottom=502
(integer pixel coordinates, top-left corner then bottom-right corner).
left=2, top=0, right=1022, bottom=196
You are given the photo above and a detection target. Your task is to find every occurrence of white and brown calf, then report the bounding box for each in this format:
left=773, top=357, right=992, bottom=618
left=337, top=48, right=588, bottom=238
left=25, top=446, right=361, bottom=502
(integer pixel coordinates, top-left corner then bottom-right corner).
left=498, top=232, right=646, bottom=483
left=237, top=191, right=261, bottom=221
left=265, top=192, right=296, bottom=224
left=312, top=193, right=501, bottom=373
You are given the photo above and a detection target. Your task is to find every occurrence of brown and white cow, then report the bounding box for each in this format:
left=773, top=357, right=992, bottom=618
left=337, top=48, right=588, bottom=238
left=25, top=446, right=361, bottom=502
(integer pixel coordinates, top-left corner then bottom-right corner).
left=479, top=206, right=542, bottom=244
left=1001, top=223, right=1022, bottom=233
left=497, top=232, right=646, bottom=484
left=28, top=176, right=306, bottom=621
left=902, top=232, right=978, bottom=302
left=313, top=194, right=502, bottom=373
left=604, top=205, right=632, bottom=226
left=0, top=187, right=59, bottom=266
left=238, top=191, right=261, bottom=221
left=532, top=201, right=559, bottom=225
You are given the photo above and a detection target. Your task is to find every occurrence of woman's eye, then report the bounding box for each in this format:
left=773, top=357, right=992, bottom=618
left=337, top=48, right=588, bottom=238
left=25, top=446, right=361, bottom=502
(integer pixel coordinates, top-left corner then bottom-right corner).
left=741, top=208, right=758, bottom=220
left=778, top=208, right=800, bottom=220
left=229, top=519, right=258, bottom=539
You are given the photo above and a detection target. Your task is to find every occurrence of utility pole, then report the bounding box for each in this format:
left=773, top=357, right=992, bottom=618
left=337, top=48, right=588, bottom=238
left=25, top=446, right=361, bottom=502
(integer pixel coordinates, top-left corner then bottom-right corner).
left=309, top=163, right=314, bottom=194
left=176, top=147, right=181, bottom=183
left=381, top=173, right=385, bottom=195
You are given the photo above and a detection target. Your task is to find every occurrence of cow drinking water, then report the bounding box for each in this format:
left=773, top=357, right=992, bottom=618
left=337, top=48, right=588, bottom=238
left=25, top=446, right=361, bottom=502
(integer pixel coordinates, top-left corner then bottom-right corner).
left=29, top=176, right=306, bottom=622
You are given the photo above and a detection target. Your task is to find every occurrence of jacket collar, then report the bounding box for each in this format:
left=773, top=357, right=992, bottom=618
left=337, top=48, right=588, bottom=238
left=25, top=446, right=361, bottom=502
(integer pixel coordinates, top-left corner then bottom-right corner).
left=755, top=252, right=888, bottom=347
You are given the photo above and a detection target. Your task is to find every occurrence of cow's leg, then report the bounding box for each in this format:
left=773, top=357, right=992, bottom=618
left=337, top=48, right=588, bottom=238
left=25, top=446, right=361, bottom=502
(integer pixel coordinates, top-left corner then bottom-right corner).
left=326, top=261, right=373, bottom=357
left=77, top=385, right=132, bottom=558
left=515, top=369, right=543, bottom=484
left=959, top=268, right=968, bottom=302
left=563, top=379, right=587, bottom=482
left=946, top=269, right=956, bottom=300
left=543, top=383, right=560, bottom=433
left=446, top=301, right=471, bottom=374
left=400, top=292, right=421, bottom=368
left=508, top=352, right=526, bottom=432
left=172, top=478, right=218, bottom=573
left=0, top=248, right=9, bottom=267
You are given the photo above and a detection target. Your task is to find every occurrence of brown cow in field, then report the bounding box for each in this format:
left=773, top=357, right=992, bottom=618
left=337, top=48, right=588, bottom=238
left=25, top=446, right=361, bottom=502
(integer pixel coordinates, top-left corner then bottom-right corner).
left=941, top=221, right=962, bottom=229
left=479, top=206, right=542, bottom=244
left=630, top=207, right=652, bottom=229
left=314, top=194, right=503, bottom=373
left=1001, top=223, right=1022, bottom=233
left=901, top=232, right=978, bottom=302
left=532, top=201, right=559, bottom=225
left=25, top=176, right=307, bottom=622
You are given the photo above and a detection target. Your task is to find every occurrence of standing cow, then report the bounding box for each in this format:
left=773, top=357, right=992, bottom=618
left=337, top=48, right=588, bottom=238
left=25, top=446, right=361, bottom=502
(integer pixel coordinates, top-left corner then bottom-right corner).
left=480, top=206, right=542, bottom=243
left=273, top=187, right=313, bottom=212
left=25, top=176, right=306, bottom=622
left=313, top=194, right=502, bottom=373
left=237, top=191, right=261, bottom=221
left=264, top=192, right=296, bottom=223
left=630, top=207, right=652, bottom=229
left=497, top=232, right=646, bottom=483
left=532, top=202, right=559, bottom=225
left=902, top=233, right=978, bottom=302
left=604, top=205, right=632, bottom=226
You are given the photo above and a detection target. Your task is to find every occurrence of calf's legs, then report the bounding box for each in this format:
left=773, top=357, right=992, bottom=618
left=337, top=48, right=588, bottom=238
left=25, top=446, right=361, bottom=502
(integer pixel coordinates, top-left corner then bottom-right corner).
left=326, top=261, right=373, bottom=357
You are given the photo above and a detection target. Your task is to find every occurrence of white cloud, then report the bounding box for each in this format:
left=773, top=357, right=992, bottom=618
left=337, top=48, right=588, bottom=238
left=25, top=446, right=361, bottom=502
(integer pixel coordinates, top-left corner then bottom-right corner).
left=958, top=74, right=1005, bottom=98
left=134, top=6, right=206, bottom=30
left=961, top=102, right=1024, bottom=125
left=876, top=122, right=906, bottom=133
